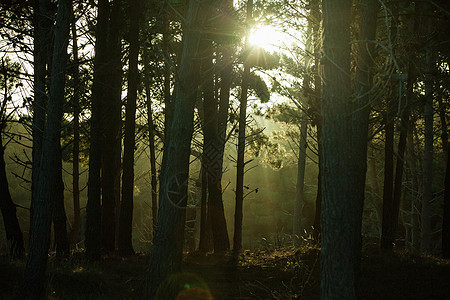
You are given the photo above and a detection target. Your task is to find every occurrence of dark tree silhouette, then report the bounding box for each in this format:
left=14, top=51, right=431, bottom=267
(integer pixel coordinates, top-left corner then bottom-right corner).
left=143, top=0, right=205, bottom=297
left=85, top=0, right=109, bottom=260
left=119, top=0, right=140, bottom=257
left=19, top=0, right=71, bottom=296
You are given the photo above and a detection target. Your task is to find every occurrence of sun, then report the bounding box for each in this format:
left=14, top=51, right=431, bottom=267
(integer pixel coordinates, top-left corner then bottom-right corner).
left=248, top=25, right=284, bottom=52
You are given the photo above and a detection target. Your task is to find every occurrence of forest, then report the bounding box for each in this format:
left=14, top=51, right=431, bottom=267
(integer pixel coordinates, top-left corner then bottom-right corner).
left=0, top=0, right=449, bottom=299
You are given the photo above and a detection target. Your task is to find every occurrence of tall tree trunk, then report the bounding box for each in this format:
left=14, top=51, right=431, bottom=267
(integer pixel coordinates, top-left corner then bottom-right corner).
left=85, top=0, right=109, bottom=260
left=293, top=111, right=307, bottom=247
left=390, top=104, right=409, bottom=249
left=294, top=13, right=312, bottom=247
left=380, top=1, right=399, bottom=250
left=233, top=0, right=252, bottom=256
left=320, top=0, right=354, bottom=296
left=101, top=0, right=123, bottom=253
left=321, top=0, right=377, bottom=297
left=19, top=0, right=71, bottom=297
left=202, top=38, right=230, bottom=253
left=0, top=133, right=24, bottom=258
left=381, top=96, right=395, bottom=249
left=351, top=0, right=379, bottom=272
left=311, top=0, right=322, bottom=244
left=419, top=1, right=434, bottom=253
left=143, top=1, right=204, bottom=297
left=69, top=4, right=81, bottom=248
left=198, top=0, right=234, bottom=254
left=442, top=143, right=450, bottom=258
left=31, top=0, right=52, bottom=234
left=53, top=154, right=69, bottom=257
left=162, top=0, right=172, bottom=135
left=119, top=0, right=140, bottom=257
left=143, top=47, right=158, bottom=236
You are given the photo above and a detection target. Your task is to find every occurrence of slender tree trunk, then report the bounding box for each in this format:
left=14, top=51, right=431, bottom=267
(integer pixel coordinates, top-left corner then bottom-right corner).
left=442, top=143, right=450, bottom=258
left=390, top=103, right=409, bottom=250
left=202, top=38, right=230, bottom=253
left=419, top=1, right=434, bottom=253
left=233, top=0, right=252, bottom=256
left=0, top=133, right=24, bottom=258
left=19, top=0, right=71, bottom=297
left=293, top=111, right=307, bottom=247
left=311, top=0, right=322, bottom=244
left=53, top=154, right=69, bottom=257
left=351, top=0, right=379, bottom=272
left=69, top=4, right=81, bottom=248
left=85, top=0, right=109, bottom=260
left=198, top=163, right=209, bottom=252
left=162, top=1, right=172, bottom=135
left=294, top=14, right=313, bottom=247
left=406, top=122, right=420, bottom=253
left=143, top=47, right=158, bottom=236
left=101, top=0, right=123, bottom=253
left=143, top=1, right=204, bottom=297
left=31, top=0, right=52, bottom=234
left=380, top=2, right=399, bottom=250
left=119, top=0, right=140, bottom=256
left=381, top=96, right=395, bottom=249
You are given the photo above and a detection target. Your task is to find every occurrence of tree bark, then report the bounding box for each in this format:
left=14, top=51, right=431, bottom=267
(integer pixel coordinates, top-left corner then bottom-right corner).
left=143, top=46, right=158, bottom=237
left=381, top=96, right=395, bottom=249
left=233, top=0, right=252, bottom=256
left=202, top=38, right=230, bottom=253
left=119, top=0, right=140, bottom=257
left=31, top=0, right=52, bottom=235
left=53, top=154, right=69, bottom=257
left=311, top=0, right=322, bottom=244
left=69, top=3, right=81, bottom=248
left=442, top=143, right=450, bottom=258
left=143, top=1, right=204, bottom=297
left=0, top=133, right=24, bottom=258
left=20, top=0, right=71, bottom=296
left=320, top=0, right=354, bottom=295
left=320, top=0, right=377, bottom=297
left=419, top=1, right=434, bottom=253
left=101, top=0, right=123, bottom=253
left=293, top=111, right=307, bottom=247
left=85, top=0, right=109, bottom=260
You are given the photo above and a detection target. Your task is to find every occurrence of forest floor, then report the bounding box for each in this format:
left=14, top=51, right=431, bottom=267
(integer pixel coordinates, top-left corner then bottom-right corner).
left=1, top=241, right=450, bottom=299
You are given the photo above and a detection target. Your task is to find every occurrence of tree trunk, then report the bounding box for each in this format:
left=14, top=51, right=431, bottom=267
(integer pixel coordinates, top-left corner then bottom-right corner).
left=380, top=1, right=399, bottom=250
left=143, top=46, right=158, bottom=236
left=31, top=0, right=52, bottom=234
left=293, top=111, right=307, bottom=247
left=20, top=0, right=71, bottom=297
left=119, top=0, right=140, bottom=257
left=419, top=1, right=434, bottom=253
left=85, top=0, right=109, bottom=260
left=320, top=0, right=354, bottom=295
left=381, top=96, right=395, bottom=249
left=69, top=4, right=81, bottom=248
left=390, top=105, right=409, bottom=250
left=53, top=154, right=69, bottom=257
left=311, top=0, right=322, bottom=244
left=101, top=0, right=123, bottom=253
left=442, top=143, right=450, bottom=258
left=0, top=133, right=24, bottom=258
left=143, top=1, right=204, bottom=297
left=351, top=0, right=379, bottom=272
left=321, top=0, right=374, bottom=297
left=202, top=38, right=230, bottom=253
left=162, top=0, right=172, bottom=135
left=233, top=0, right=252, bottom=256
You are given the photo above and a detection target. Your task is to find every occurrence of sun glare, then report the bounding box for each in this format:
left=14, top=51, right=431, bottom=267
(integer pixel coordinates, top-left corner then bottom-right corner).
left=248, top=25, right=284, bottom=53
